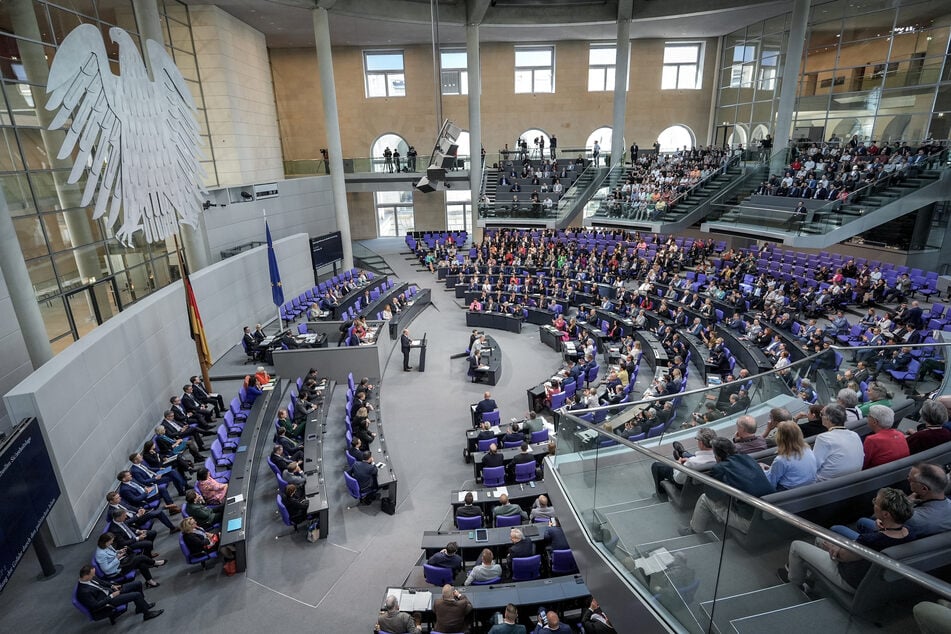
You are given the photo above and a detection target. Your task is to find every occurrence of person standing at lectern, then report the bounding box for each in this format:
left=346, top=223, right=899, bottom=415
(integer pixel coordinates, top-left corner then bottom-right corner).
left=401, top=329, right=413, bottom=371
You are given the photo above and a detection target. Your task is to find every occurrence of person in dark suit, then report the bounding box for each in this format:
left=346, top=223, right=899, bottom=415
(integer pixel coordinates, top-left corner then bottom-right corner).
left=580, top=598, right=616, bottom=633
left=475, top=392, right=498, bottom=416
left=117, top=470, right=174, bottom=507
left=181, top=385, right=214, bottom=425
left=481, top=444, right=504, bottom=469
left=281, top=483, right=312, bottom=525
left=107, top=510, right=156, bottom=556
left=241, top=326, right=257, bottom=353
left=270, top=444, right=294, bottom=472
left=169, top=396, right=213, bottom=432
left=129, top=452, right=186, bottom=497
left=273, top=427, right=304, bottom=462
left=75, top=565, right=162, bottom=623
left=544, top=517, right=570, bottom=550
left=401, top=328, right=413, bottom=371
left=348, top=451, right=379, bottom=503
left=475, top=421, right=498, bottom=442
left=105, top=491, right=178, bottom=533
left=190, top=375, right=224, bottom=416
left=506, top=527, right=535, bottom=563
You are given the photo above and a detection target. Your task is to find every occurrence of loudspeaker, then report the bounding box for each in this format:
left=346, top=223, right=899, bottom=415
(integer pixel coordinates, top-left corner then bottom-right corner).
left=444, top=121, right=462, bottom=141
left=427, top=166, right=447, bottom=181
left=414, top=177, right=436, bottom=193
left=437, top=140, right=459, bottom=157
left=432, top=152, right=456, bottom=170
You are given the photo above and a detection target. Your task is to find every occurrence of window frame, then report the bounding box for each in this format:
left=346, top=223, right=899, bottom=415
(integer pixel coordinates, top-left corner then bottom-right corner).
left=587, top=43, right=620, bottom=92
left=440, top=48, right=469, bottom=95
left=363, top=50, right=406, bottom=98
left=661, top=42, right=704, bottom=90
left=514, top=45, right=555, bottom=94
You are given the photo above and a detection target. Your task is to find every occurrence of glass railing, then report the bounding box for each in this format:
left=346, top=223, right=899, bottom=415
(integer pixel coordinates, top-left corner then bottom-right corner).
left=478, top=162, right=597, bottom=224
left=705, top=149, right=949, bottom=235
left=584, top=155, right=744, bottom=222
left=550, top=340, right=951, bottom=634
left=283, top=154, right=473, bottom=176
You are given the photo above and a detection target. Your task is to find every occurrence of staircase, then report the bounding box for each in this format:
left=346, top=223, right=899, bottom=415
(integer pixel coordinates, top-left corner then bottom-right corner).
left=702, top=161, right=950, bottom=248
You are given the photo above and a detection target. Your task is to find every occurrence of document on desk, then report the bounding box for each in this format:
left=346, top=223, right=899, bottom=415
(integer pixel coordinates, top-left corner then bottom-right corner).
left=493, top=486, right=508, bottom=498
left=385, top=588, right=404, bottom=607
left=634, top=548, right=674, bottom=576
left=406, top=591, right=432, bottom=611
left=478, top=365, right=490, bottom=370
left=458, top=491, right=477, bottom=502
left=412, top=339, right=422, bottom=346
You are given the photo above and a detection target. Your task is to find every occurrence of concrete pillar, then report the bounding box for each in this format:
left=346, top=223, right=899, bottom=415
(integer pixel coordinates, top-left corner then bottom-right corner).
left=313, top=8, right=354, bottom=268
left=466, top=23, right=483, bottom=242
left=771, top=0, right=811, bottom=174
left=0, top=189, right=53, bottom=368
left=133, top=0, right=210, bottom=271
left=611, top=16, right=632, bottom=167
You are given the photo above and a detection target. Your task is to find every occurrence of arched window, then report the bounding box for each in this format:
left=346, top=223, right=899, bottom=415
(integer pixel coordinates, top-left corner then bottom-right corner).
left=371, top=133, right=409, bottom=173
left=585, top=126, right=613, bottom=156
left=751, top=124, right=769, bottom=144
left=515, top=128, right=551, bottom=160
left=656, top=125, right=695, bottom=153
left=726, top=124, right=748, bottom=148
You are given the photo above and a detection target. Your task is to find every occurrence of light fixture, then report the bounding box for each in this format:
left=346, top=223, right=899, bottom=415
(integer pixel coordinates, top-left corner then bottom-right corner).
left=241, top=191, right=253, bottom=200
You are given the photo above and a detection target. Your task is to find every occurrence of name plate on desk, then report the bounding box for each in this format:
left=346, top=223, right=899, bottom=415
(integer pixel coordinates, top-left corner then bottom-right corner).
left=226, top=517, right=243, bottom=532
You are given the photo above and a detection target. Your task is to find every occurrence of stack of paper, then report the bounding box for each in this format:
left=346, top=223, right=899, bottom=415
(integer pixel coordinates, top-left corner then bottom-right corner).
left=634, top=548, right=674, bottom=575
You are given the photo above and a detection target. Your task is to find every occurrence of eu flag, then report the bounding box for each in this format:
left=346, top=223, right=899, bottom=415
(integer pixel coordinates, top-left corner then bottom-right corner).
left=266, top=221, right=284, bottom=307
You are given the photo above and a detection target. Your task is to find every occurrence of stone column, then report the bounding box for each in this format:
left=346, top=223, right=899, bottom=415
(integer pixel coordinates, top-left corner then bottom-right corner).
left=466, top=23, right=483, bottom=242
left=611, top=10, right=632, bottom=167
left=313, top=7, right=354, bottom=268
left=771, top=0, right=811, bottom=174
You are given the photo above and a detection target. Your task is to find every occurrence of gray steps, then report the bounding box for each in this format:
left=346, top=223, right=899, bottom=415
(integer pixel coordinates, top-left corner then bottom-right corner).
left=700, top=583, right=809, bottom=634
left=730, top=598, right=856, bottom=634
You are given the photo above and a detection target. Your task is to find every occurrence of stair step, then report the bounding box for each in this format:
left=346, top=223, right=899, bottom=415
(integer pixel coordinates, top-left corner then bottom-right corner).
left=700, top=584, right=808, bottom=634
left=730, top=598, right=854, bottom=634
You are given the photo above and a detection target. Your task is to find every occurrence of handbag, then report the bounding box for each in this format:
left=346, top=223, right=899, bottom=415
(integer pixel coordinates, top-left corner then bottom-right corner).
left=306, top=520, right=320, bottom=543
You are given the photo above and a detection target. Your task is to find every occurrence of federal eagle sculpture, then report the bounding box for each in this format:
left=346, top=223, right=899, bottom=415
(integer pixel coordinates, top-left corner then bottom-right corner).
left=45, top=24, right=205, bottom=245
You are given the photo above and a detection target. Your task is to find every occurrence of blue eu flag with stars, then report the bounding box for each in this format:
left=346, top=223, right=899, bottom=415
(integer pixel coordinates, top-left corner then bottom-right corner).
left=266, top=221, right=284, bottom=307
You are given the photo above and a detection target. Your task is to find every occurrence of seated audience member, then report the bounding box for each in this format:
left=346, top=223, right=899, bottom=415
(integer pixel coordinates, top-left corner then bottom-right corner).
left=507, top=527, right=535, bottom=566
left=94, top=532, right=164, bottom=587
left=433, top=584, right=472, bottom=634
left=532, top=610, right=573, bottom=633
left=732, top=415, right=767, bottom=454
left=196, top=467, right=228, bottom=505
left=106, top=510, right=156, bottom=556
left=482, top=443, right=505, bottom=470
left=858, top=383, right=892, bottom=417
left=376, top=595, right=422, bottom=634
left=791, top=404, right=827, bottom=438
left=907, top=400, right=951, bottom=454
left=475, top=391, right=498, bottom=417
left=184, top=490, right=222, bottom=529
left=501, top=425, right=526, bottom=447
left=282, top=461, right=307, bottom=487
left=179, top=516, right=220, bottom=558
left=681, top=438, right=774, bottom=536
left=427, top=541, right=464, bottom=577
left=581, top=598, right=617, bottom=633
left=812, top=403, right=864, bottom=481
left=348, top=451, right=380, bottom=504
left=181, top=384, right=215, bottom=425
left=75, top=564, right=163, bottom=623
left=456, top=492, right=482, bottom=523
left=863, top=405, right=909, bottom=469
left=476, top=421, right=497, bottom=442
left=508, top=441, right=537, bottom=479
left=190, top=375, right=224, bottom=416
left=492, top=494, right=528, bottom=522
left=117, top=470, right=175, bottom=508
left=763, top=407, right=794, bottom=440
left=129, top=451, right=186, bottom=498
left=281, top=483, right=312, bottom=525
left=841, top=463, right=951, bottom=539
left=780, top=487, right=915, bottom=593
left=762, top=422, right=817, bottom=490
left=270, top=444, right=294, bottom=472
left=254, top=366, right=271, bottom=386
left=529, top=495, right=555, bottom=522
left=544, top=517, right=570, bottom=550
left=142, top=439, right=191, bottom=484
left=170, top=395, right=212, bottom=432
left=836, top=388, right=863, bottom=423
left=106, top=491, right=178, bottom=534
left=651, top=428, right=717, bottom=499
left=272, top=427, right=304, bottom=464
left=487, top=603, right=525, bottom=634
left=465, top=548, right=502, bottom=586
left=276, top=408, right=305, bottom=440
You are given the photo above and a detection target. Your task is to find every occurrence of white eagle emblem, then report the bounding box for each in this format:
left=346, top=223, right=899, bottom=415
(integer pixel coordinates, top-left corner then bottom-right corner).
left=45, top=24, right=205, bottom=245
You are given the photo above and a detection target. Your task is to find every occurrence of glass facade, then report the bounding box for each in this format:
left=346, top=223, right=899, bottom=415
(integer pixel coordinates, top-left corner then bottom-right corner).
left=0, top=0, right=214, bottom=353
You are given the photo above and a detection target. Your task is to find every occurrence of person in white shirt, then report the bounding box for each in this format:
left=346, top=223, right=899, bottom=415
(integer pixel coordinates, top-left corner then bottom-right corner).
left=812, top=403, right=864, bottom=481
left=651, top=428, right=718, bottom=499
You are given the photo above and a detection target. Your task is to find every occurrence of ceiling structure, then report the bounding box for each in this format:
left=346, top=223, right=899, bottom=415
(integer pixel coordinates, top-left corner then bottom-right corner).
left=179, top=0, right=792, bottom=48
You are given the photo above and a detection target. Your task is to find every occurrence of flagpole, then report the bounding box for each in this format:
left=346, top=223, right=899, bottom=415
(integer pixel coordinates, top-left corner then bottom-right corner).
left=174, top=234, right=213, bottom=392
left=264, top=209, right=283, bottom=332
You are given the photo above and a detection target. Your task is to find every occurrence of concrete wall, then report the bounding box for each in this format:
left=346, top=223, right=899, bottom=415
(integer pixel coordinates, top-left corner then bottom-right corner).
left=191, top=5, right=284, bottom=186
left=3, top=234, right=313, bottom=546
left=347, top=192, right=377, bottom=240
left=203, top=176, right=337, bottom=262
left=0, top=267, right=33, bottom=435
left=270, top=38, right=718, bottom=163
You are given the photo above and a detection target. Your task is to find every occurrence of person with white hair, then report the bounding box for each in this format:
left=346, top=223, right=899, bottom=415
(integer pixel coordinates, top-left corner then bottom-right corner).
left=376, top=594, right=421, bottom=633
left=863, top=405, right=909, bottom=469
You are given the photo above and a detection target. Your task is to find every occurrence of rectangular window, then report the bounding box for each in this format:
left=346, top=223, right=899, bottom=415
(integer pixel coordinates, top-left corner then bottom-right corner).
left=588, top=44, right=617, bottom=92
left=758, top=49, right=780, bottom=90
left=662, top=43, right=703, bottom=90
left=729, top=44, right=757, bottom=88
left=375, top=191, right=414, bottom=236
left=364, top=51, right=405, bottom=98
left=446, top=190, right=471, bottom=231
left=515, top=46, right=554, bottom=94
left=441, top=49, right=468, bottom=95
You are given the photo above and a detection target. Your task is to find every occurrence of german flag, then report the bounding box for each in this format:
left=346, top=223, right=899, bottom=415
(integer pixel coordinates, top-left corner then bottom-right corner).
left=178, top=249, right=211, bottom=367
